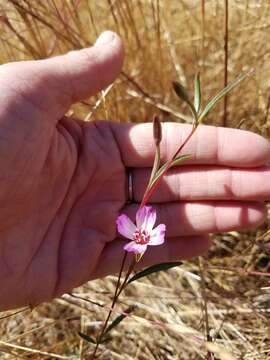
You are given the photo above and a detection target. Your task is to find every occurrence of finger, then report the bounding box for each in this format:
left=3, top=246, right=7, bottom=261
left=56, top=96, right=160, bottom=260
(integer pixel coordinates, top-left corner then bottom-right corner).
left=122, top=201, right=266, bottom=237
left=0, top=31, right=124, bottom=120
left=92, top=235, right=211, bottom=279
left=112, top=123, right=270, bottom=168
left=132, top=166, right=270, bottom=202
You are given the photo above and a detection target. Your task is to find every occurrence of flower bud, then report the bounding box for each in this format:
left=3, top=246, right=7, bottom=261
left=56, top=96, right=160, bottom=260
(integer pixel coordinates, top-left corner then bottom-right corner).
left=153, top=114, right=162, bottom=146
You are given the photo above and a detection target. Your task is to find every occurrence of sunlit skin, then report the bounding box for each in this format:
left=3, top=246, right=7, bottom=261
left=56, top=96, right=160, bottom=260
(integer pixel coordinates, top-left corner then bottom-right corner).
left=0, top=31, right=270, bottom=310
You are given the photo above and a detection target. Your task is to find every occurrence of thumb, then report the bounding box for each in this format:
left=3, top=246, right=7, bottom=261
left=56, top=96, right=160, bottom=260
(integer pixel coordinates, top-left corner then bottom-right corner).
left=0, top=31, right=124, bottom=119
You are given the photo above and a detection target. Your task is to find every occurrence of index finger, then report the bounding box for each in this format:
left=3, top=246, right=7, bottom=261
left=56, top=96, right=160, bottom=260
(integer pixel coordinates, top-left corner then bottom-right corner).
left=111, top=123, right=270, bottom=168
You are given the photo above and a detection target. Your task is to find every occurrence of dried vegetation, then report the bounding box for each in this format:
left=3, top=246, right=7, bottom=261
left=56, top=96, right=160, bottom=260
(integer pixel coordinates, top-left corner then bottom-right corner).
left=0, top=1, right=269, bottom=359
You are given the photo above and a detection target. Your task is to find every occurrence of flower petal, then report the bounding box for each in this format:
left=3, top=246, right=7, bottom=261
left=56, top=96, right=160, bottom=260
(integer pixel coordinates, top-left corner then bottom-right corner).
left=116, top=214, right=136, bottom=240
left=149, top=224, right=166, bottom=246
left=136, top=206, right=156, bottom=232
left=124, top=241, right=148, bottom=254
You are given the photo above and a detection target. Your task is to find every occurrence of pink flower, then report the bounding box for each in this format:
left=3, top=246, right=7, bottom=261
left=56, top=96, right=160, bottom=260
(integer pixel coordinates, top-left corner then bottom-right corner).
left=116, top=206, right=166, bottom=254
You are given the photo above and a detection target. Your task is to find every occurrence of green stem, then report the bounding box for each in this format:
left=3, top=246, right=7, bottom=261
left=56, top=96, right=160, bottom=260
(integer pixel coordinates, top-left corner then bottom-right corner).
left=140, top=124, right=197, bottom=208
left=145, top=145, right=160, bottom=195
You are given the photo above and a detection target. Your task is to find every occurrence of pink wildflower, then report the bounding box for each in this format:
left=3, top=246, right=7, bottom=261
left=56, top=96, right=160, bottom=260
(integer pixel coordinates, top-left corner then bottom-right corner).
left=116, top=206, right=166, bottom=254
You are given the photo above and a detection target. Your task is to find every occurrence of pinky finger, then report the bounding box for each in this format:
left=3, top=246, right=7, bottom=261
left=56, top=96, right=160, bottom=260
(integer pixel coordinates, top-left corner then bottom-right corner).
left=91, top=235, right=211, bottom=279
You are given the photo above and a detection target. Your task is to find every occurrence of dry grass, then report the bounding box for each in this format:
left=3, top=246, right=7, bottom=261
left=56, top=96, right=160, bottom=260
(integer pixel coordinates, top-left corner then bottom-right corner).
left=0, top=0, right=270, bottom=359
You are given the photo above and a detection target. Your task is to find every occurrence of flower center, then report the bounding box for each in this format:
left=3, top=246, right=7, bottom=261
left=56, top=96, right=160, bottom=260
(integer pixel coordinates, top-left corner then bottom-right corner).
left=133, top=229, right=150, bottom=245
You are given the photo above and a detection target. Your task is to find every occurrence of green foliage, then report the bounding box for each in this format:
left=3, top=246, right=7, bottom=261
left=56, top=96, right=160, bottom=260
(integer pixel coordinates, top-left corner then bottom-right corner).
left=198, top=71, right=252, bottom=122
left=127, top=262, right=183, bottom=284
left=103, top=305, right=136, bottom=336
left=78, top=332, right=96, bottom=344
left=173, top=81, right=197, bottom=120
left=170, top=154, right=193, bottom=167
left=173, top=71, right=251, bottom=124
left=148, top=154, right=192, bottom=189
left=194, top=73, right=201, bottom=114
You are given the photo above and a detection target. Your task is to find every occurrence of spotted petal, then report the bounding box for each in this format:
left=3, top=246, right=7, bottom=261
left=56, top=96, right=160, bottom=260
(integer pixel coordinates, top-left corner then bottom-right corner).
left=116, top=214, right=136, bottom=240
left=136, top=206, right=156, bottom=232
left=148, top=224, right=166, bottom=245
left=124, top=241, right=148, bottom=254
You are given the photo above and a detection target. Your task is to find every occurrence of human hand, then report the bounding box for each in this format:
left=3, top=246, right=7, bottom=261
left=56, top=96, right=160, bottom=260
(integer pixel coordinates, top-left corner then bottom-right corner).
left=0, top=31, right=269, bottom=310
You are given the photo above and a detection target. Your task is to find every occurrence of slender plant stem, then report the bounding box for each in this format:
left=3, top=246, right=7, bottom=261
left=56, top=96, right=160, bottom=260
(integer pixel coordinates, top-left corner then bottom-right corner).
left=0, top=307, right=28, bottom=320
left=140, top=124, right=197, bottom=208
left=91, top=251, right=128, bottom=359
left=223, top=0, right=229, bottom=127
left=116, top=258, right=136, bottom=298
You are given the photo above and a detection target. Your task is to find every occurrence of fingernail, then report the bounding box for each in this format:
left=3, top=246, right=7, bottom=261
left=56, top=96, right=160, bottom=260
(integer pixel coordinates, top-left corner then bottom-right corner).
left=95, top=31, right=115, bottom=46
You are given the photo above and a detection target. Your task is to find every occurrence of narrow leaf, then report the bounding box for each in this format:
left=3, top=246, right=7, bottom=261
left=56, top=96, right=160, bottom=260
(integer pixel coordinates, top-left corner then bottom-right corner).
left=104, top=314, right=126, bottom=335
left=148, top=146, right=160, bottom=187
left=127, top=262, right=182, bottom=284
left=103, top=306, right=135, bottom=336
left=155, top=154, right=191, bottom=179
left=147, top=115, right=162, bottom=190
left=194, top=73, right=201, bottom=114
left=173, top=81, right=190, bottom=104
left=171, top=154, right=192, bottom=167
left=173, top=81, right=197, bottom=119
left=99, top=336, right=111, bottom=344
left=148, top=154, right=192, bottom=190
left=78, top=332, right=96, bottom=344
left=199, top=70, right=252, bottom=121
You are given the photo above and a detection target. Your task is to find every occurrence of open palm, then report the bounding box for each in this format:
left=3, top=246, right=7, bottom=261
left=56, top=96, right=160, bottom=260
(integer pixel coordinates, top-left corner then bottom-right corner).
left=0, top=32, right=269, bottom=310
